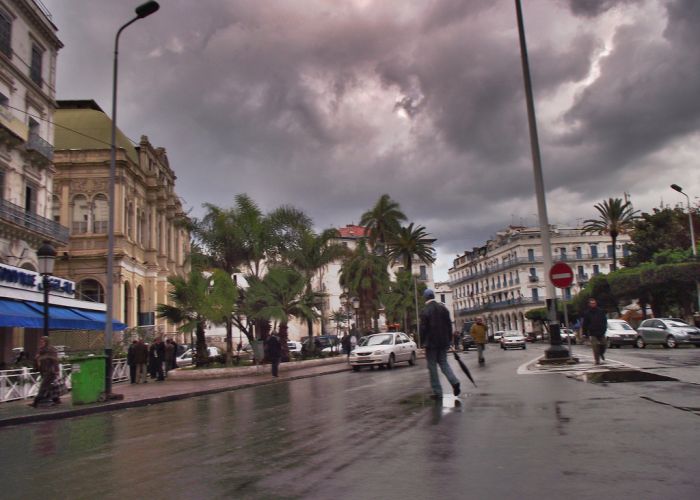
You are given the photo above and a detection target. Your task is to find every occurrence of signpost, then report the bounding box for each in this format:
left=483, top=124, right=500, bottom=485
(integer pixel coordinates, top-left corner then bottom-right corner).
left=549, top=262, right=574, bottom=351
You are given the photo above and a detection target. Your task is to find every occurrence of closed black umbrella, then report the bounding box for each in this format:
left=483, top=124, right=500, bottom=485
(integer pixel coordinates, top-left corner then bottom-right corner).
left=451, top=348, right=477, bottom=387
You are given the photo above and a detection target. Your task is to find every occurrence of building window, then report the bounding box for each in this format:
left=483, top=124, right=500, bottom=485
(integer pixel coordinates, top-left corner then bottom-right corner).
left=593, top=264, right=600, bottom=275
left=0, top=9, right=11, bottom=58
left=419, top=265, right=427, bottom=281
left=30, top=44, right=43, bottom=86
left=564, top=287, right=572, bottom=300
left=24, top=182, right=37, bottom=213
left=126, top=202, right=134, bottom=239
left=590, top=245, right=598, bottom=258
left=0, top=91, right=8, bottom=107
left=607, top=245, right=614, bottom=258
left=575, top=246, right=582, bottom=259
left=622, top=245, right=630, bottom=257
left=77, top=279, right=104, bottom=303
left=92, top=194, right=108, bottom=233
left=440, top=294, right=446, bottom=303
left=577, top=265, right=584, bottom=277
left=51, top=195, right=60, bottom=222
left=529, top=267, right=536, bottom=276
left=532, top=288, right=539, bottom=301
left=527, top=248, right=535, bottom=261
left=72, top=195, right=89, bottom=234
left=560, top=247, right=567, bottom=260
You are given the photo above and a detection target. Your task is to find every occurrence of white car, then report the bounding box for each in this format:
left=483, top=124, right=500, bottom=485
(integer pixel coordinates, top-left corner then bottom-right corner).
left=287, top=341, right=303, bottom=356
left=349, top=332, right=417, bottom=371
left=176, top=346, right=221, bottom=367
left=492, top=330, right=505, bottom=343
left=605, top=319, right=637, bottom=348
left=560, top=328, right=577, bottom=344
left=500, top=330, right=527, bottom=350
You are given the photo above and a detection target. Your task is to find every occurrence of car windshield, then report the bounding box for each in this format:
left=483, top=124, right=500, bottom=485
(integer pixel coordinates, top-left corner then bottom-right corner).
left=665, top=319, right=689, bottom=327
left=610, top=322, right=634, bottom=330
left=366, top=334, right=394, bottom=346
left=504, top=332, right=520, bottom=338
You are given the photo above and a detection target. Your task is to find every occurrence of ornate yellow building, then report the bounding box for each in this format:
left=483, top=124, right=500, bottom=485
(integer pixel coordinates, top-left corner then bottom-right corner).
left=52, top=100, right=189, bottom=337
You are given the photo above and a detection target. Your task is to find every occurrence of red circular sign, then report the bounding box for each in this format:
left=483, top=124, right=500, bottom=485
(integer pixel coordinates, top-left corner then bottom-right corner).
left=549, top=262, right=574, bottom=288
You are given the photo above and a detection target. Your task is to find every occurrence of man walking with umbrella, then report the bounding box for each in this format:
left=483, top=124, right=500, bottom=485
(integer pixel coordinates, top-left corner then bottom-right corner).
left=420, top=289, right=461, bottom=400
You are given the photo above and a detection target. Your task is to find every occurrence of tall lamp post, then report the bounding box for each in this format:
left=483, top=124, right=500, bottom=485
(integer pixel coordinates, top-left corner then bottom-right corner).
left=37, top=241, right=56, bottom=339
left=670, top=184, right=700, bottom=312
left=105, top=1, right=160, bottom=397
left=352, top=297, right=360, bottom=333
left=515, top=0, right=568, bottom=359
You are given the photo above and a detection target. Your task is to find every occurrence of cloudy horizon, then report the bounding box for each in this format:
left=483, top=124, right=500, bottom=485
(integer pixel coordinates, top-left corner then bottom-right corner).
left=43, top=0, right=699, bottom=281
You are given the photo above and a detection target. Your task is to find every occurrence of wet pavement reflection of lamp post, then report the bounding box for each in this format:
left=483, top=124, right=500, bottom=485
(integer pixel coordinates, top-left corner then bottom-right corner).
left=105, top=1, right=160, bottom=397
left=671, top=184, right=700, bottom=312
left=37, top=241, right=56, bottom=338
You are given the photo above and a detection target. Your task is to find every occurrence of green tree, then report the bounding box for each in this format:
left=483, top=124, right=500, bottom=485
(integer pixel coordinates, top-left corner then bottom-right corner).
left=381, top=270, right=426, bottom=333
left=582, top=197, right=638, bottom=271
left=386, top=223, right=436, bottom=275
left=622, top=207, right=694, bottom=267
left=339, top=239, right=390, bottom=332
left=359, top=194, right=407, bottom=252
left=156, top=269, right=237, bottom=365
left=244, top=267, right=318, bottom=359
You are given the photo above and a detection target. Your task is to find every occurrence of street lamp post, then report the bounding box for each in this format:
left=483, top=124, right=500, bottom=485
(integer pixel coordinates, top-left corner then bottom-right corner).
left=515, top=0, right=568, bottom=359
left=105, top=1, right=160, bottom=397
left=352, top=297, right=360, bottom=333
left=670, top=184, right=700, bottom=312
left=37, top=241, right=56, bottom=339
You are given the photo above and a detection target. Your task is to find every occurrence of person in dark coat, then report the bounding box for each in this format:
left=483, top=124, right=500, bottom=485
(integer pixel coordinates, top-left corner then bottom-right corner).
left=164, top=338, right=175, bottom=377
left=127, top=340, right=137, bottom=383
left=133, top=339, right=149, bottom=383
left=582, top=297, right=608, bottom=365
left=266, top=332, right=282, bottom=377
left=31, top=337, right=61, bottom=407
left=420, top=289, right=460, bottom=400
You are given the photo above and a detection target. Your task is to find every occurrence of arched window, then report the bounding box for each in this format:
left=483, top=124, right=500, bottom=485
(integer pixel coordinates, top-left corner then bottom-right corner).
left=51, top=195, right=60, bottom=223
left=92, top=194, right=108, bottom=233
left=77, top=279, right=104, bottom=303
left=72, top=194, right=89, bottom=234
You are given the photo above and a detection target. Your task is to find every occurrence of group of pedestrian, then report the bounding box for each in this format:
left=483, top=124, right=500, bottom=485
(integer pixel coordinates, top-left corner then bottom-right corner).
left=127, top=337, right=179, bottom=383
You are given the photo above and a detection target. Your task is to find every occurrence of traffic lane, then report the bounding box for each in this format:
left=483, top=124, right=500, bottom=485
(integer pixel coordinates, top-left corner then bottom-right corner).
left=1, top=348, right=698, bottom=499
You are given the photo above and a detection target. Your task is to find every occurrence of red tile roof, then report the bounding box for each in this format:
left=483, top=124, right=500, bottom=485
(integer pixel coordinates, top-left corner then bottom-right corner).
left=337, top=225, right=367, bottom=238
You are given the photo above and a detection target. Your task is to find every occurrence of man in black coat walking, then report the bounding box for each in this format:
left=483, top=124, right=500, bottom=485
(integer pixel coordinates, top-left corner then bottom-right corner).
left=582, top=297, right=608, bottom=365
left=420, top=289, right=460, bottom=399
left=266, top=332, right=282, bottom=377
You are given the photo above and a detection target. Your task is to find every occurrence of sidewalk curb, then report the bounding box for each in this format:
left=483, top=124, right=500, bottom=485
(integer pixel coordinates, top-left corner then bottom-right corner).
left=0, top=365, right=351, bottom=429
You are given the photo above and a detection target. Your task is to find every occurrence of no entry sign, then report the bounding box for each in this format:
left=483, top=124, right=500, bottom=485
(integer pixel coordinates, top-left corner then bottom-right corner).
left=549, top=262, right=574, bottom=288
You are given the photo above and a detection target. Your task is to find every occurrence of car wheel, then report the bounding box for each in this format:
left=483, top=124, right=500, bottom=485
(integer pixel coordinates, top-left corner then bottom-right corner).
left=665, top=336, right=677, bottom=349
left=408, top=352, right=416, bottom=366
left=522, top=345, right=526, bottom=350
left=352, top=366, right=360, bottom=372
left=387, top=354, right=395, bottom=369
left=636, top=337, right=646, bottom=349
left=607, top=339, right=614, bottom=349
left=501, top=345, right=505, bottom=350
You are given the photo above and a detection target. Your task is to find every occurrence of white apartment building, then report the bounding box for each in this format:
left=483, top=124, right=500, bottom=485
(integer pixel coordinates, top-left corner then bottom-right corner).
left=0, top=0, right=63, bottom=271
left=449, top=225, right=631, bottom=334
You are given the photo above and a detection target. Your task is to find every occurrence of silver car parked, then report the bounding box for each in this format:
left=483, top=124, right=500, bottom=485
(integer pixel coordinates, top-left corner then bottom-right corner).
left=635, top=318, right=700, bottom=349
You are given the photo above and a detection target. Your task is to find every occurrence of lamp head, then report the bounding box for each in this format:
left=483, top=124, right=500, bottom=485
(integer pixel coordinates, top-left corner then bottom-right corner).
left=37, top=240, right=56, bottom=275
left=135, top=1, right=159, bottom=18
left=671, top=184, right=684, bottom=193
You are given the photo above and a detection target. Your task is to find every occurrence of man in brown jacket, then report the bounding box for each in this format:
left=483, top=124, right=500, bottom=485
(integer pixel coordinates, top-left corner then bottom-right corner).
left=470, top=317, right=488, bottom=365
left=133, top=339, right=149, bottom=383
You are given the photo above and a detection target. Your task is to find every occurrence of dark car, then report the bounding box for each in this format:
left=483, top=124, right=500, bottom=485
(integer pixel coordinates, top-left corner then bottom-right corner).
left=300, top=335, right=339, bottom=350
left=461, top=333, right=476, bottom=350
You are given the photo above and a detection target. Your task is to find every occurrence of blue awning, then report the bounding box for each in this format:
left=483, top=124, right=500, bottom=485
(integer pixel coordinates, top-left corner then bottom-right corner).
left=0, top=299, right=44, bottom=328
left=0, top=299, right=127, bottom=331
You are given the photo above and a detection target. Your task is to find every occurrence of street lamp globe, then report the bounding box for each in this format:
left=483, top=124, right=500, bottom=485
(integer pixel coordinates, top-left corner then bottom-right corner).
left=37, top=241, right=56, bottom=275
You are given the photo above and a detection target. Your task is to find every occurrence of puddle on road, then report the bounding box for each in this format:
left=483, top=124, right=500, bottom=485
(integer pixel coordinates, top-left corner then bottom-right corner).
left=582, top=370, right=678, bottom=384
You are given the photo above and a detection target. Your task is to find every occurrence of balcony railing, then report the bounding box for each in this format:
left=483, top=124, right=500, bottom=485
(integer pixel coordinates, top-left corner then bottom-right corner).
left=26, top=132, right=54, bottom=162
left=456, top=297, right=545, bottom=316
left=0, top=198, right=69, bottom=244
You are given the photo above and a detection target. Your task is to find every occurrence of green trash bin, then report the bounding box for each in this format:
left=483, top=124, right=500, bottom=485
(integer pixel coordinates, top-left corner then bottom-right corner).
left=70, top=355, right=106, bottom=405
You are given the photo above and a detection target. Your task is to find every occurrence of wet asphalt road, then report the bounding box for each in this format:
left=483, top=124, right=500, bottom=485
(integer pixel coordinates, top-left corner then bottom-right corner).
left=1, top=344, right=698, bottom=500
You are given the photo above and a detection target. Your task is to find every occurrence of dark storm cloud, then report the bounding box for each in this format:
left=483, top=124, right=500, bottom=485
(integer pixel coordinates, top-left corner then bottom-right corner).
left=43, top=0, right=699, bottom=279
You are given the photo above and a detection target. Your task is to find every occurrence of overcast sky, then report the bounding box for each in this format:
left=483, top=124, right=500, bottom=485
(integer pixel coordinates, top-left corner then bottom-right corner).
left=43, top=0, right=699, bottom=281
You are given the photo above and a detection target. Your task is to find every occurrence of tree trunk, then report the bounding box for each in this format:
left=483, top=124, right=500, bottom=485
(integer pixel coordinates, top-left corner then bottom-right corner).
left=611, top=233, right=618, bottom=271
left=195, top=320, right=208, bottom=365
left=225, top=316, right=233, bottom=365
left=279, top=323, right=290, bottom=362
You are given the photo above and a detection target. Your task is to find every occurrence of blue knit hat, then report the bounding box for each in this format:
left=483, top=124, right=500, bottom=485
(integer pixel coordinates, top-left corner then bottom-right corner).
left=423, top=288, right=435, bottom=299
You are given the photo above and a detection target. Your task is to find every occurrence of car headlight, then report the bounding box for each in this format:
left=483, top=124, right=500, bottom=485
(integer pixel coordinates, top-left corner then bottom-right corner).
left=350, top=352, right=357, bottom=357
left=373, top=350, right=384, bottom=355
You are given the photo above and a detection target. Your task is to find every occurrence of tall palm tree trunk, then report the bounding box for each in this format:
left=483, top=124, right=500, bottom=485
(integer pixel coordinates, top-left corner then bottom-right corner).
left=610, top=233, right=618, bottom=271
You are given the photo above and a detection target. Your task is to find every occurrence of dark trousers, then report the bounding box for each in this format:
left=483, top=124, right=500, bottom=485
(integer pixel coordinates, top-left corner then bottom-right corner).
left=271, top=358, right=280, bottom=377
left=155, top=361, right=164, bottom=381
left=129, top=364, right=136, bottom=383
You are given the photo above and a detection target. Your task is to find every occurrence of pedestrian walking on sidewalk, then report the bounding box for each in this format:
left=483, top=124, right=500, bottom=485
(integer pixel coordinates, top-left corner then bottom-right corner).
left=266, top=332, right=282, bottom=377
left=420, top=288, right=460, bottom=400
left=582, top=297, right=608, bottom=365
left=127, top=339, right=137, bottom=383
left=470, top=317, right=488, bottom=365
left=31, top=336, right=61, bottom=407
left=164, top=338, right=175, bottom=377
left=133, top=339, right=148, bottom=383
left=341, top=333, right=351, bottom=361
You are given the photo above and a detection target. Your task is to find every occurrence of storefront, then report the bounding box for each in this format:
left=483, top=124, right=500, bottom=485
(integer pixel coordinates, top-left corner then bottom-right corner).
left=0, top=263, right=125, bottom=367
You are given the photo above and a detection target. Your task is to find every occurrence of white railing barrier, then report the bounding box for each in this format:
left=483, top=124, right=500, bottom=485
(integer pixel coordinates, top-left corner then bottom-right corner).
left=0, top=357, right=127, bottom=403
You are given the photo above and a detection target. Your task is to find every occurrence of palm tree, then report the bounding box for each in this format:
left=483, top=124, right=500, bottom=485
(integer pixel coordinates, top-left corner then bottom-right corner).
left=339, top=239, right=390, bottom=332
left=381, top=270, right=426, bottom=333
left=359, top=194, right=407, bottom=252
left=386, top=223, right=436, bottom=275
left=582, top=197, right=639, bottom=271
left=286, top=228, right=349, bottom=338
left=244, top=267, right=318, bottom=359
left=156, top=269, right=236, bottom=365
